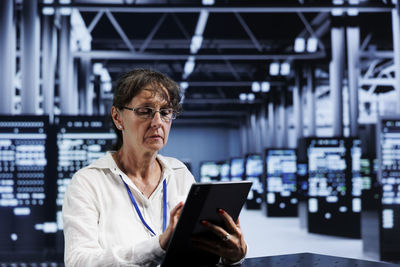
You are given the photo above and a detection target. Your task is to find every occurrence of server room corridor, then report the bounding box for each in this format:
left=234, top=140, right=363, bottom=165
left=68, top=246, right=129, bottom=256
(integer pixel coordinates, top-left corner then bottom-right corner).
left=240, top=207, right=375, bottom=262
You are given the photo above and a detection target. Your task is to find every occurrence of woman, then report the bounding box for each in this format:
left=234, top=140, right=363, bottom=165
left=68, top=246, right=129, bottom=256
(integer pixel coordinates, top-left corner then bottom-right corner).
left=62, top=68, right=247, bottom=266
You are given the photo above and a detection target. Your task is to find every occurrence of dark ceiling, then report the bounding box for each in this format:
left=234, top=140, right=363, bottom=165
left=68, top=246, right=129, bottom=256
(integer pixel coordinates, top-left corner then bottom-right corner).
left=42, top=0, right=395, bottom=126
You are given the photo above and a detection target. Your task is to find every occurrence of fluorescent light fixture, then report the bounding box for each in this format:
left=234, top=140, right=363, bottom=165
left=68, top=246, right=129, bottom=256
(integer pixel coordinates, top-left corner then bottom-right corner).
left=347, top=8, right=359, bottom=16
left=251, top=82, right=260, bottom=93
left=261, top=82, right=270, bottom=93
left=190, top=35, right=203, bottom=54
left=348, top=0, right=359, bottom=4
left=247, top=93, right=255, bottom=101
left=195, top=10, right=209, bottom=35
left=294, top=38, right=305, bottom=53
left=331, top=8, right=343, bottom=16
left=239, top=93, right=247, bottom=101
left=43, top=0, right=54, bottom=3
left=42, top=7, right=55, bottom=15
left=269, top=62, right=280, bottom=76
left=202, top=0, right=215, bottom=5
left=60, top=7, right=72, bottom=16
left=59, top=0, right=71, bottom=4
left=280, top=62, right=290, bottom=76
left=180, top=82, right=189, bottom=90
left=100, top=69, right=111, bottom=82
left=80, top=37, right=91, bottom=51
left=183, top=56, right=196, bottom=79
left=332, top=0, right=344, bottom=4
left=93, top=63, right=103, bottom=75
left=103, top=82, right=112, bottom=92
left=307, top=37, right=318, bottom=52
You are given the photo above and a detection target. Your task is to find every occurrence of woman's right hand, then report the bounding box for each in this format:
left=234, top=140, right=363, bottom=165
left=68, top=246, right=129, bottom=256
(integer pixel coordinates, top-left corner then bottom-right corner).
left=159, top=201, right=184, bottom=250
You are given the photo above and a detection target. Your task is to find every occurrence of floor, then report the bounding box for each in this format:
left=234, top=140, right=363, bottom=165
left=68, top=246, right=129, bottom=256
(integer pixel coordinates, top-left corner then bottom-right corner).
left=239, top=205, right=381, bottom=263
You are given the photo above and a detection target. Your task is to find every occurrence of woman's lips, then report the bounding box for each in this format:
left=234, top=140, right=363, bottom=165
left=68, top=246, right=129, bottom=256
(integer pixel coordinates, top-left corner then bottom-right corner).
left=148, top=135, right=162, bottom=140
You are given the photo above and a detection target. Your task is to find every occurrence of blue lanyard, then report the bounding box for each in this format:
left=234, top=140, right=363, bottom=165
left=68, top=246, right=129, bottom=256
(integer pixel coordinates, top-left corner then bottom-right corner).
left=120, top=175, right=167, bottom=236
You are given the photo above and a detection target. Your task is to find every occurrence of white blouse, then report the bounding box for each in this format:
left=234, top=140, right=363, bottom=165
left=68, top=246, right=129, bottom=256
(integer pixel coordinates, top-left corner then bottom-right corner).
left=62, top=152, right=195, bottom=267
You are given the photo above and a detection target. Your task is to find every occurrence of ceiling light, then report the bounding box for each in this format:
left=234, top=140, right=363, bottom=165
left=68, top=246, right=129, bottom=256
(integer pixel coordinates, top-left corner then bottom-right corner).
left=348, top=0, right=359, bottom=4
left=93, top=63, right=103, bottom=75
left=42, top=7, right=55, bottom=15
left=294, top=38, right=305, bottom=53
left=202, top=0, right=215, bottom=5
left=261, top=82, right=270, bottom=93
left=60, top=7, right=71, bottom=16
left=280, top=62, right=291, bottom=76
left=247, top=93, right=255, bottom=101
left=331, top=8, right=343, bottom=16
left=307, top=37, right=318, bottom=52
left=252, top=82, right=260, bottom=93
left=195, top=10, right=209, bottom=35
left=347, top=8, right=359, bottom=16
left=180, top=82, right=189, bottom=90
left=239, top=93, right=247, bottom=101
left=183, top=56, right=196, bottom=79
left=103, top=82, right=112, bottom=92
left=190, top=35, right=203, bottom=54
left=100, top=69, right=111, bottom=82
left=270, top=62, right=280, bottom=76
left=332, top=0, right=344, bottom=4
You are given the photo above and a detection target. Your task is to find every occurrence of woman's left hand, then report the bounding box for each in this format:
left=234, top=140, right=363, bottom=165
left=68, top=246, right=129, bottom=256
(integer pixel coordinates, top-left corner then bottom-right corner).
left=191, top=209, right=247, bottom=263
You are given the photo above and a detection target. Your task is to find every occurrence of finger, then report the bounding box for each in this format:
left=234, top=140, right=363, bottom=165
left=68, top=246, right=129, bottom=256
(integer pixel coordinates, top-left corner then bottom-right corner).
left=192, top=238, right=235, bottom=259
left=170, top=202, right=183, bottom=219
left=192, top=238, right=227, bottom=253
left=170, top=201, right=184, bottom=215
left=218, top=209, right=240, bottom=234
left=235, top=218, right=243, bottom=232
left=201, top=220, right=228, bottom=239
left=192, top=240, right=221, bottom=256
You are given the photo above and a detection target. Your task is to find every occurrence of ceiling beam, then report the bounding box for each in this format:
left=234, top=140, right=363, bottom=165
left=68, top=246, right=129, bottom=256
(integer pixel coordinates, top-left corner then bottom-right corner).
left=234, top=12, right=262, bottom=52
left=173, top=118, right=240, bottom=127
left=41, top=4, right=394, bottom=13
left=183, top=99, right=264, bottom=104
left=180, top=110, right=247, bottom=117
left=180, top=81, right=285, bottom=86
left=73, top=50, right=326, bottom=60
left=139, top=13, right=167, bottom=53
left=105, top=10, right=135, bottom=52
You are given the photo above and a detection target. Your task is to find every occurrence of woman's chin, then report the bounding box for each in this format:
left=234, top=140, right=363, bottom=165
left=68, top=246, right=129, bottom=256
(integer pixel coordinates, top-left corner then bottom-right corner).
left=144, top=142, right=165, bottom=152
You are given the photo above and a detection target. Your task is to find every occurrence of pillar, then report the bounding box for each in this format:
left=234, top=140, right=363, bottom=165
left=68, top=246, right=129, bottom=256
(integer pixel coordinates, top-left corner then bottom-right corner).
left=330, top=27, right=345, bottom=136
left=306, top=66, right=316, bottom=137
left=293, top=68, right=304, bottom=143
left=42, top=15, right=57, bottom=118
left=59, top=15, right=76, bottom=114
left=21, top=0, right=40, bottom=114
left=392, top=5, right=400, bottom=114
left=347, top=26, right=360, bottom=136
left=0, top=0, right=15, bottom=114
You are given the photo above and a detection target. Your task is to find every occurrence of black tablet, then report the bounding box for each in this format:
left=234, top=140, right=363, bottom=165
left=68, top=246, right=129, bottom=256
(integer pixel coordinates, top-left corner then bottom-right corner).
left=161, top=181, right=252, bottom=267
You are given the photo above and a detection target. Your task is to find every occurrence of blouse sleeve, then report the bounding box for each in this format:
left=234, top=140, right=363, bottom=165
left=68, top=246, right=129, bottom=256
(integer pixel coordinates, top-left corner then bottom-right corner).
left=62, top=170, right=165, bottom=267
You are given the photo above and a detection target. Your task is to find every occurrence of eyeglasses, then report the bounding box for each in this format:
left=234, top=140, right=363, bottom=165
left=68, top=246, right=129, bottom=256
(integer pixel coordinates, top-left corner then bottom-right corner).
left=122, top=106, right=177, bottom=122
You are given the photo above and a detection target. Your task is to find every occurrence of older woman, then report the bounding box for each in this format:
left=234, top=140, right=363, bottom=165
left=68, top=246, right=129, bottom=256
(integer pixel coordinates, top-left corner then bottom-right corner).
left=62, top=69, right=247, bottom=266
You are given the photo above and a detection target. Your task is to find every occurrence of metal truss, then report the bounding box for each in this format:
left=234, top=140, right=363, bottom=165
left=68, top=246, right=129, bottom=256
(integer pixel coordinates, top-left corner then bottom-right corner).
left=41, top=3, right=394, bottom=13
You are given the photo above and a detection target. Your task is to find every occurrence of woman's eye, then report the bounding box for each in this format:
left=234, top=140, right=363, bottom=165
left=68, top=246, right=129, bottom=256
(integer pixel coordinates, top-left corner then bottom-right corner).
left=137, top=108, right=152, bottom=115
left=160, top=109, right=172, bottom=116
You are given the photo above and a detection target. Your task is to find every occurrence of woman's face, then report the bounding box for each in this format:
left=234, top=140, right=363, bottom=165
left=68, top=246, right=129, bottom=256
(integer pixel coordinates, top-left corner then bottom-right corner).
left=116, top=85, right=173, bottom=154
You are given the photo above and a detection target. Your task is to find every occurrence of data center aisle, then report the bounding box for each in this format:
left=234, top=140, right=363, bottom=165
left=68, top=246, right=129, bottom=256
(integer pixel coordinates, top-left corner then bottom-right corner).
left=239, top=206, right=377, bottom=262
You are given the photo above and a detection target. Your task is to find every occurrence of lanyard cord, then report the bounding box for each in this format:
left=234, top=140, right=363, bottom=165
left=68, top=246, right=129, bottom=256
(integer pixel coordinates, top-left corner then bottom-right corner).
left=120, top=175, right=167, bottom=236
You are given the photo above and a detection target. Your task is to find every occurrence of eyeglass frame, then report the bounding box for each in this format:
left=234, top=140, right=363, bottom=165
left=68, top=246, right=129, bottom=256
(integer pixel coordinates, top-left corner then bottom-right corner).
left=121, top=106, right=178, bottom=122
